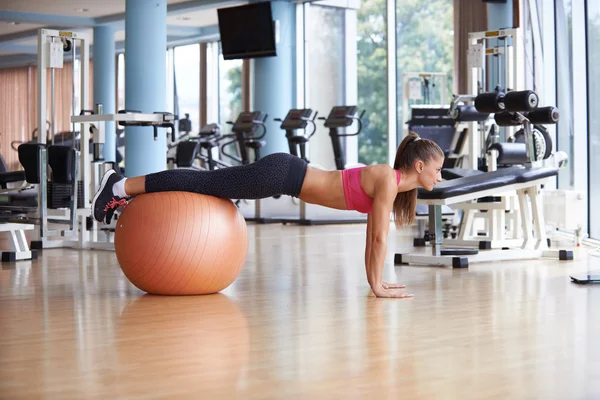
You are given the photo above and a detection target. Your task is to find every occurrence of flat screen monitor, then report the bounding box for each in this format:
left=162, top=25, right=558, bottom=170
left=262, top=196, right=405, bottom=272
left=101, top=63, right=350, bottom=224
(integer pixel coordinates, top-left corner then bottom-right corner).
left=217, top=2, right=277, bottom=60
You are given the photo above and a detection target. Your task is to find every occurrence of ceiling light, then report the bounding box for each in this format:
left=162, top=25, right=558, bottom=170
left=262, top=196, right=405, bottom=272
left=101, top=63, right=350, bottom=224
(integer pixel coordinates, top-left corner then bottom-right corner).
left=176, top=16, right=191, bottom=21
left=75, top=8, right=89, bottom=12
left=8, top=21, right=21, bottom=25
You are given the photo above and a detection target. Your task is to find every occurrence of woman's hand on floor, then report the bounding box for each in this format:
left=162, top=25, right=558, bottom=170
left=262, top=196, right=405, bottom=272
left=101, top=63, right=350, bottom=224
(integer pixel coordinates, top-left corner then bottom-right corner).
left=382, top=282, right=406, bottom=289
left=372, top=284, right=414, bottom=299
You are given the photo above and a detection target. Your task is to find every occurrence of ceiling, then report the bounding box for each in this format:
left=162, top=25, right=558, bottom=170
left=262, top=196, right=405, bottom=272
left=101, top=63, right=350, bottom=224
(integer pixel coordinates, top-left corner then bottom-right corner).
left=0, top=0, right=194, bottom=18
left=0, top=0, right=247, bottom=68
left=0, top=22, right=40, bottom=37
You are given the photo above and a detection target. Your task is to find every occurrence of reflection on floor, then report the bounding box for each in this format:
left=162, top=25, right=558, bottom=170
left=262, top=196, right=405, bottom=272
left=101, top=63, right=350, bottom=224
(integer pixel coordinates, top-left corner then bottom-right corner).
left=0, top=223, right=598, bottom=399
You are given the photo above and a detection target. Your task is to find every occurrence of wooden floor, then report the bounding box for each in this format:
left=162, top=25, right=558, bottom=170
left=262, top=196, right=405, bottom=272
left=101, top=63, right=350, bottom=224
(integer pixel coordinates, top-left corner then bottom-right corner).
left=1, top=222, right=599, bottom=399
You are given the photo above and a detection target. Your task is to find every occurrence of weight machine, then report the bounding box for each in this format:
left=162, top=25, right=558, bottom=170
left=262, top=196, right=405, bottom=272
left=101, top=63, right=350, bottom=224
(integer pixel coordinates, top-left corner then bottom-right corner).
left=5, top=29, right=176, bottom=253
left=414, top=28, right=570, bottom=251
left=450, top=28, right=526, bottom=170
left=396, top=88, right=575, bottom=267
left=73, top=109, right=175, bottom=249
left=3, top=29, right=90, bottom=253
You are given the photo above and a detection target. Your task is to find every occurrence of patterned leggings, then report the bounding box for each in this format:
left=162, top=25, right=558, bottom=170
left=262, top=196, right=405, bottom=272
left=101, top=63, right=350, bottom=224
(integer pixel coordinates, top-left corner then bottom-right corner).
left=144, top=152, right=308, bottom=199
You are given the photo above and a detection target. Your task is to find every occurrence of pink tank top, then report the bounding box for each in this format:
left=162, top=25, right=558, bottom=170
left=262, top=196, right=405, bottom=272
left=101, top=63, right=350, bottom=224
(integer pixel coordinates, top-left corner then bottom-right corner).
left=341, top=167, right=401, bottom=214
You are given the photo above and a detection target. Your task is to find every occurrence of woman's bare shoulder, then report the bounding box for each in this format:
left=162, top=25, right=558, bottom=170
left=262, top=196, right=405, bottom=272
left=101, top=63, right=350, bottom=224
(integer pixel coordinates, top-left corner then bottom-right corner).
left=364, top=164, right=396, bottom=180
left=362, top=164, right=397, bottom=195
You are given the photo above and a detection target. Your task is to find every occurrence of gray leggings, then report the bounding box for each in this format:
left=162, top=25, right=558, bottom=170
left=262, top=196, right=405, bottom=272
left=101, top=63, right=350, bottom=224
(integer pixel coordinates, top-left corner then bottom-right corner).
left=144, top=152, right=308, bottom=199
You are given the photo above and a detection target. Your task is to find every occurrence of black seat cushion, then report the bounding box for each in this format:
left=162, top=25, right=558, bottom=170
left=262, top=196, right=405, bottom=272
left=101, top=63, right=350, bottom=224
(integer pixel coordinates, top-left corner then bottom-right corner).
left=18, top=144, right=46, bottom=184
left=48, top=145, right=76, bottom=184
left=442, top=168, right=485, bottom=180
left=176, top=141, right=199, bottom=168
left=0, top=171, right=26, bottom=188
left=419, top=166, right=558, bottom=200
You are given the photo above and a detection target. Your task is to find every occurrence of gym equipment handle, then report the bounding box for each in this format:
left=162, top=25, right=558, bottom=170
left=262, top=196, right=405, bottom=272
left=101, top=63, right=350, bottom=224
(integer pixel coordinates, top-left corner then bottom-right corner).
left=306, top=111, right=319, bottom=140
left=340, top=109, right=365, bottom=137
left=219, top=134, right=241, bottom=164
left=246, top=114, right=268, bottom=141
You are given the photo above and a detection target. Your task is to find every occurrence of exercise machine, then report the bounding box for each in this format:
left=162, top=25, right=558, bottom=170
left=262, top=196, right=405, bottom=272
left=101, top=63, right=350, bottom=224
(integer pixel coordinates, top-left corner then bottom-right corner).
left=248, top=109, right=320, bottom=223
left=72, top=109, right=175, bottom=244
left=395, top=164, right=573, bottom=268
left=259, top=107, right=365, bottom=225
left=413, top=28, right=570, bottom=251
left=405, top=86, right=488, bottom=247
left=9, top=29, right=176, bottom=252
left=1, top=29, right=92, bottom=254
left=168, top=112, right=267, bottom=172
left=395, top=89, right=574, bottom=268
left=219, top=112, right=271, bottom=222
left=320, top=106, right=365, bottom=170
left=166, top=112, right=276, bottom=223
left=167, top=123, right=232, bottom=170
left=0, top=151, right=37, bottom=261
left=195, top=123, right=229, bottom=170
left=223, top=111, right=268, bottom=166
left=177, top=113, right=193, bottom=140
left=275, top=109, right=318, bottom=163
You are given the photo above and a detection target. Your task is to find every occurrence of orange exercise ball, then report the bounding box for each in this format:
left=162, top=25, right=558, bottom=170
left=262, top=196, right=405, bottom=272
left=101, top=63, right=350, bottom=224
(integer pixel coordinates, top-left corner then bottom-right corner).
left=114, top=191, right=248, bottom=295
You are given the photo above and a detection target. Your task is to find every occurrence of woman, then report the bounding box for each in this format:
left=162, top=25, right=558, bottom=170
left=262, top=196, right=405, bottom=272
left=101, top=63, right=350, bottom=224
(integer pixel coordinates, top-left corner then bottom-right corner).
left=92, top=132, right=444, bottom=298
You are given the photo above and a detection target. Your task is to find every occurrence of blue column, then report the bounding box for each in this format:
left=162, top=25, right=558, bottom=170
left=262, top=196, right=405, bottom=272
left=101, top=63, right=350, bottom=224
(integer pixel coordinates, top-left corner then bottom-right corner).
left=487, top=1, right=514, bottom=92
left=124, top=0, right=167, bottom=177
left=93, top=25, right=116, bottom=163
left=252, top=1, right=295, bottom=155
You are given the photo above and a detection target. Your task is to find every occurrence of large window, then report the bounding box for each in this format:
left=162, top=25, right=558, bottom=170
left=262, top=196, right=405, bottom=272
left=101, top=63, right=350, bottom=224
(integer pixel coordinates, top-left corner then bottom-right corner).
left=555, top=0, right=575, bottom=189
left=117, top=53, right=125, bottom=112
left=206, top=42, right=220, bottom=124
left=116, top=51, right=174, bottom=116
left=174, top=44, right=200, bottom=134
left=357, top=0, right=388, bottom=165
left=218, top=50, right=243, bottom=126
left=587, top=2, right=600, bottom=239
left=304, top=3, right=346, bottom=170
left=395, top=0, right=453, bottom=146
left=166, top=48, right=174, bottom=117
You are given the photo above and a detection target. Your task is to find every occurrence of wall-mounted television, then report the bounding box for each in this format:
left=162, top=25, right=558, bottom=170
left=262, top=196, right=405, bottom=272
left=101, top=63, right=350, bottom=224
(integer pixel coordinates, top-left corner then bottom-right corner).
left=217, top=2, right=277, bottom=60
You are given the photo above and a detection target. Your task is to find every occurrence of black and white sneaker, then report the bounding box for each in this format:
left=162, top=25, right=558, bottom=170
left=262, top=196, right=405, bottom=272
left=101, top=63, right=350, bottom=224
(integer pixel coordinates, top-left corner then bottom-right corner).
left=91, top=169, right=128, bottom=224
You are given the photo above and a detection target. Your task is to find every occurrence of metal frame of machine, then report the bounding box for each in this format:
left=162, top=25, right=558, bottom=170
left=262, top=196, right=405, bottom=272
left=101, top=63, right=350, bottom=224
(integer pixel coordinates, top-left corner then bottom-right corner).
left=442, top=28, right=526, bottom=250
left=401, top=71, right=449, bottom=137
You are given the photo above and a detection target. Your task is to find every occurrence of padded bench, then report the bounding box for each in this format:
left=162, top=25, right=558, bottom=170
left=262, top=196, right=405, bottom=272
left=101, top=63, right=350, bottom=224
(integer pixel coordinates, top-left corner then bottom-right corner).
left=420, top=166, right=558, bottom=200
left=396, top=166, right=573, bottom=268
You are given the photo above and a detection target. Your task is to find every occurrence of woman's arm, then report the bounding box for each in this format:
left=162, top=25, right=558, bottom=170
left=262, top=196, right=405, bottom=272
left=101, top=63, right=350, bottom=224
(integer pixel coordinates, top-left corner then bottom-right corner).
left=365, top=213, right=372, bottom=268
left=366, top=175, right=413, bottom=299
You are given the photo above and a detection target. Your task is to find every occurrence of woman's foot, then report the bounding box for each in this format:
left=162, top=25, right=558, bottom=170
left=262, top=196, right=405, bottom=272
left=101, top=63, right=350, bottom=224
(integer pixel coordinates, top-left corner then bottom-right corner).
left=91, top=169, right=129, bottom=224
